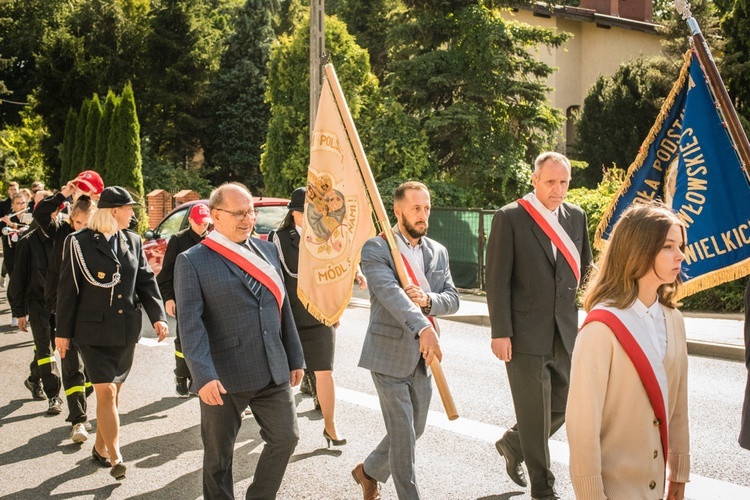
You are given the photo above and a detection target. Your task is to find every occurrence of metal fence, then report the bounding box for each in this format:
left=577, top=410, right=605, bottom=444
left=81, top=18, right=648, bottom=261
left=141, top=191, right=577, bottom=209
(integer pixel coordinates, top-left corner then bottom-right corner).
left=427, top=207, right=497, bottom=290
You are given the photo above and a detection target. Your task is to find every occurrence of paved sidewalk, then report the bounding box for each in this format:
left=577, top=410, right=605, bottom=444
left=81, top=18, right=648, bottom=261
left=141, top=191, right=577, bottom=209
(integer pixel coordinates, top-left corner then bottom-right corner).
left=352, top=289, right=747, bottom=362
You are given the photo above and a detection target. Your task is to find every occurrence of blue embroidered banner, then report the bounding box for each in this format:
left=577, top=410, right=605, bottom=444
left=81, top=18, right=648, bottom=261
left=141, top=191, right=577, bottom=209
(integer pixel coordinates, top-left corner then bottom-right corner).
left=596, top=51, right=750, bottom=297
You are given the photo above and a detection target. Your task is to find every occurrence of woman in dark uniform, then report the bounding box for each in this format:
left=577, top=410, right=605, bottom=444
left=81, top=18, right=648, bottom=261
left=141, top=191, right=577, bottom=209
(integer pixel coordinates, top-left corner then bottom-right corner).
left=55, top=187, right=168, bottom=480
left=269, top=187, right=365, bottom=447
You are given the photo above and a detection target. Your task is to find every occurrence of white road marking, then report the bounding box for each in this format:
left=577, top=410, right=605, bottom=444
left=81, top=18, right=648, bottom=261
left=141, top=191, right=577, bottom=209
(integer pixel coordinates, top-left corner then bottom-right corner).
left=336, top=387, right=750, bottom=499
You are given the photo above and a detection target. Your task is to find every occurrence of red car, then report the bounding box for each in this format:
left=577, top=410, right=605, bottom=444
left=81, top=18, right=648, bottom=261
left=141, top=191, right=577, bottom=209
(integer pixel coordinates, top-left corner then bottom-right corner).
left=143, top=197, right=290, bottom=275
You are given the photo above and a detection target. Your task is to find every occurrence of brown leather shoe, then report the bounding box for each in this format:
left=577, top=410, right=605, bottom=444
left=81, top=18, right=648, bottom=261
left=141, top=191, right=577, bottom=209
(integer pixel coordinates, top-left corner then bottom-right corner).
left=352, top=463, right=381, bottom=500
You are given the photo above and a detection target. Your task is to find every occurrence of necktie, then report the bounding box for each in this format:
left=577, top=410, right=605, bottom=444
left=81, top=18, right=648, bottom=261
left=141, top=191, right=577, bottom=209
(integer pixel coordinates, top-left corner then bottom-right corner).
left=109, top=235, right=118, bottom=255
left=242, top=242, right=262, bottom=299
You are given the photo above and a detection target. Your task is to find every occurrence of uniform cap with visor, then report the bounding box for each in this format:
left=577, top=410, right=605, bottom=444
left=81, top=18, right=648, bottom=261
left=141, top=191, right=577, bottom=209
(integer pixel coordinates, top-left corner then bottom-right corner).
left=97, top=187, right=140, bottom=209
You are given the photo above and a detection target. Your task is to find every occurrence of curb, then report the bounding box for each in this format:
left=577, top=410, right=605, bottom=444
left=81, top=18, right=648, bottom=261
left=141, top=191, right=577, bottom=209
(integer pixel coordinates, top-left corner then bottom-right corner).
left=687, top=340, right=746, bottom=362
left=348, top=296, right=746, bottom=363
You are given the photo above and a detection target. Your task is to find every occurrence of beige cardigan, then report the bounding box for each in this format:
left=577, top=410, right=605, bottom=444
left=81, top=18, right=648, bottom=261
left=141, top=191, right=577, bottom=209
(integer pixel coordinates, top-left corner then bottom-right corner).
left=566, top=305, right=690, bottom=499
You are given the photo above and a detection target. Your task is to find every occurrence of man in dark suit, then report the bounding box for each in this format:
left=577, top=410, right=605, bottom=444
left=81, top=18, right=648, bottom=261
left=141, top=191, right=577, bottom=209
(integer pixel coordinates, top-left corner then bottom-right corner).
left=740, top=279, right=750, bottom=450
left=486, top=152, right=592, bottom=500
left=156, top=202, right=211, bottom=397
left=352, top=181, right=460, bottom=500
left=174, top=183, right=304, bottom=499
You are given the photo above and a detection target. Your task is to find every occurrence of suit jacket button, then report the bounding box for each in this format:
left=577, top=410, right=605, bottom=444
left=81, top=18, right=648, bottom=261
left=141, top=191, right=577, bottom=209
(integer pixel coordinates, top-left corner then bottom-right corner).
left=117, top=294, right=122, bottom=299
left=263, top=330, right=267, bottom=336
left=118, top=310, right=123, bottom=314
left=649, top=480, right=656, bottom=490
left=653, top=418, right=661, bottom=426
left=653, top=450, right=658, bottom=459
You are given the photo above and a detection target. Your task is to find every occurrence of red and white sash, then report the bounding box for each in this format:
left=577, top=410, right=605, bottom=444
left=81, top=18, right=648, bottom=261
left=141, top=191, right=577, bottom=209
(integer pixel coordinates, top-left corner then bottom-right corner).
left=517, top=193, right=581, bottom=284
left=581, top=305, right=669, bottom=463
left=202, top=230, right=285, bottom=311
left=381, top=229, right=439, bottom=333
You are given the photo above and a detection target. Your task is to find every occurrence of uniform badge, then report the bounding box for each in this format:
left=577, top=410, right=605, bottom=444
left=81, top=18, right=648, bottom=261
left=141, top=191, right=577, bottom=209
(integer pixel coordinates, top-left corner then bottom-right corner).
left=97, top=272, right=106, bottom=279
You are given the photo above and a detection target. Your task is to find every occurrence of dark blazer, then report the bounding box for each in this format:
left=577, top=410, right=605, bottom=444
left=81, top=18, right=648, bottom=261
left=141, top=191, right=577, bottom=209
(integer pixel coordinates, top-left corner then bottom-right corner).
left=174, top=237, right=304, bottom=394
left=485, top=200, right=592, bottom=355
left=268, top=227, right=327, bottom=332
left=156, top=227, right=203, bottom=302
left=56, top=228, right=167, bottom=347
left=740, top=278, right=750, bottom=450
left=32, top=192, right=72, bottom=313
left=8, top=228, right=52, bottom=317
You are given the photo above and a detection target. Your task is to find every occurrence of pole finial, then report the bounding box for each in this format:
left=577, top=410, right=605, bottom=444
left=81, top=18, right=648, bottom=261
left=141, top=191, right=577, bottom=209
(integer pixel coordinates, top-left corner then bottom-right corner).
left=674, top=0, right=692, bottom=20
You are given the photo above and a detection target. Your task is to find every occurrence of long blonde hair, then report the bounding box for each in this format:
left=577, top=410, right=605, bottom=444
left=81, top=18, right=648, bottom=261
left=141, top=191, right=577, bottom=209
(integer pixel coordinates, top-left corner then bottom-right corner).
left=87, top=207, right=118, bottom=234
left=582, top=203, right=686, bottom=311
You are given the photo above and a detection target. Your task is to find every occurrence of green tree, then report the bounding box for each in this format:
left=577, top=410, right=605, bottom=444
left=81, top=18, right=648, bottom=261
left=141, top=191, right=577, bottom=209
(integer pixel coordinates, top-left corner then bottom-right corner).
left=574, top=58, right=671, bottom=188
left=386, top=1, right=570, bottom=206
left=71, top=98, right=91, bottom=176
left=261, top=14, right=381, bottom=196
left=141, top=0, right=230, bottom=166
left=0, top=0, right=68, bottom=127
left=203, top=0, right=278, bottom=190
left=334, top=0, right=403, bottom=79
left=33, top=1, right=150, bottom=183
left=273, top=0, right=305, bottom=37
left=96, top=90, right=119, bottom=179
left=83, top=93, right=102, bottom=171
left=722, top=0, right=750, bottom=129
left=60, top=108, right=78, bottom=185
left=0, top=101, right=50, bottom=186
left=105, top=83, right=144, bottom=212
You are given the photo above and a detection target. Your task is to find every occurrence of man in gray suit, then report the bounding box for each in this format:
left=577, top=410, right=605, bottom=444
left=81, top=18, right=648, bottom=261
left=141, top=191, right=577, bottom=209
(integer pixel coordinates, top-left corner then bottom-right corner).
left=352, top=181, right=460, bottom=500
left=175, top=183, right=304, bottom=500
left=486, top=152, right=592, bottom=500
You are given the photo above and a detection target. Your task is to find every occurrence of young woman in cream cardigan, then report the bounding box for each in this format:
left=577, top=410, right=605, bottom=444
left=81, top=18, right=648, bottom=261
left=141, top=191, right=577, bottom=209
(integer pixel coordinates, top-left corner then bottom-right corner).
left=567, top=203, right=690, bottom=500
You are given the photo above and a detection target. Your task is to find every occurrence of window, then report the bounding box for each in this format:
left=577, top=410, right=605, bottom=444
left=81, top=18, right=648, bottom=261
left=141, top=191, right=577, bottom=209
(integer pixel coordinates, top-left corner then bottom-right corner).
left=157, top=208, right=188, bottom=239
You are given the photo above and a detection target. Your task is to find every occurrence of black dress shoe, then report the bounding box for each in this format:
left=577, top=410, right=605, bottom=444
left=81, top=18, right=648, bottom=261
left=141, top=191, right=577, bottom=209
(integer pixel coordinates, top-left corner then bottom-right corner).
left=495, top=438, right=527, bottom=487
left=91, top=447, right=112, bottom=468
left=532, top=495, right=560, bottom=500
left=110, top=462, right=126, bottom=480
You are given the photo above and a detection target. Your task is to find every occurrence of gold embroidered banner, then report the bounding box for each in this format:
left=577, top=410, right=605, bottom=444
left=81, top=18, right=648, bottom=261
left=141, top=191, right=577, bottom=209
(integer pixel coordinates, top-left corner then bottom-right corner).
left=297, top=68, right=375, bottom=326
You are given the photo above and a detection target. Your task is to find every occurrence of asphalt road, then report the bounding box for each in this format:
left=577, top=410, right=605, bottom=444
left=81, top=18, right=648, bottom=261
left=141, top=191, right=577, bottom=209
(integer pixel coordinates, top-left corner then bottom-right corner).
left=0, top=296, right=749, bottom=499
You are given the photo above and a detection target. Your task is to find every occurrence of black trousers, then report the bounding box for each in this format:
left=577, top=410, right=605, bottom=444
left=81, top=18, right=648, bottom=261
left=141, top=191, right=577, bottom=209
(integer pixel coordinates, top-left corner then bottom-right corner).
left=173, top=320, right=192, bottom=379
left=501, top=331, right=571, bottom=498
left=28, top=300, right=61, bottom=399
left=200, top=382, right=298, bottom=500
left=62, top=338, right=91, bottom=425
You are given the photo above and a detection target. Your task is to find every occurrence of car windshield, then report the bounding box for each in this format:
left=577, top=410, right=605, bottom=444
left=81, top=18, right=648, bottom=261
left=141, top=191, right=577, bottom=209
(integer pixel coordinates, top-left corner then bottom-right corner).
left=255, top=206, right=288, bottom=234
left=157, top=208, right=188, bottom=239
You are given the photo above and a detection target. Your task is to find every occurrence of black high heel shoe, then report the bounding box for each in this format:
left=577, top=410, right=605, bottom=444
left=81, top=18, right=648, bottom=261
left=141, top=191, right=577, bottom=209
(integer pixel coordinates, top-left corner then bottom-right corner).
left=323, top=429, right=347, bottom=448
left=92, top=446, right=112, bottom=468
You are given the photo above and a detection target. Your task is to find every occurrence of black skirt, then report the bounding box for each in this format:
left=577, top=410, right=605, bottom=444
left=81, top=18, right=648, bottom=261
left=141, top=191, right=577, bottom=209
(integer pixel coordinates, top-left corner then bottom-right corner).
left=77, top=342, right=136, bottom=384
left=297, top=324, right=335, bottom=372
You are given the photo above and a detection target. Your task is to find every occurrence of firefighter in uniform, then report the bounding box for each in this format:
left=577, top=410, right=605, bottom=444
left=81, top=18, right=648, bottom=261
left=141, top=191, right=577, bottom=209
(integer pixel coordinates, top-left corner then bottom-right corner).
left=34, top=174, right=102, bottom=443
left=156, top=202, right=211, bottom=397
left=56, top=186, right=168, bottom=481
left=8, top=221, right=63, bottom=415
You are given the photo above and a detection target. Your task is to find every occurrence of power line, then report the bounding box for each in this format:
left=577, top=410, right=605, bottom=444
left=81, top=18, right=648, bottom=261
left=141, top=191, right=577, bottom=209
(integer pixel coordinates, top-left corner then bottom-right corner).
left=0, top=98, right=29, bottom=106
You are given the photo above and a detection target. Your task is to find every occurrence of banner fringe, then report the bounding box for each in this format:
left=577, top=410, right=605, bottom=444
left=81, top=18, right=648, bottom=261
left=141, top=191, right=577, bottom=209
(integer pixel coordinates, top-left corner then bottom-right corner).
left=677, top=257, right=750, bottom=299
left=297, top=251, right=365, bottom=327
left=594, top=50, right=694, bottom=251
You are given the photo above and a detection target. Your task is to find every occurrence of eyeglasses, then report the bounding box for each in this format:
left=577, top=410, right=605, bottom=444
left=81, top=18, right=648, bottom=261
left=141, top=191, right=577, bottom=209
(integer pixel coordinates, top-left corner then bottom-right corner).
left=215, top=207, right=259, bottom=220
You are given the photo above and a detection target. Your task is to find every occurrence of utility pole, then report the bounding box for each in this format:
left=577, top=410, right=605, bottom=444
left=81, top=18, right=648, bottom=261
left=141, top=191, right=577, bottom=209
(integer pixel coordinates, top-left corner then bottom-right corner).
left=310, top=0, right=325, bottom=140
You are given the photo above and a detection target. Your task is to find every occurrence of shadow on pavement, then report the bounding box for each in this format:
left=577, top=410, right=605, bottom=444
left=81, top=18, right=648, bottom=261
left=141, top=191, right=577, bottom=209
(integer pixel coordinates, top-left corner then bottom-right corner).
left=0, top=339, right=34, bottom=354
left=477, top=493, right=525, bottom=500
left=0, top=452, right=122, bottom=499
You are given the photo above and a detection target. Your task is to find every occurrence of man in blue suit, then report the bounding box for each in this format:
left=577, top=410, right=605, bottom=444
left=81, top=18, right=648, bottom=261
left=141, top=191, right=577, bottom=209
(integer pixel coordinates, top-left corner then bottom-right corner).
left=352, top=181, right=460, bottom=500
left=175, top=183, right=304, bottom=500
